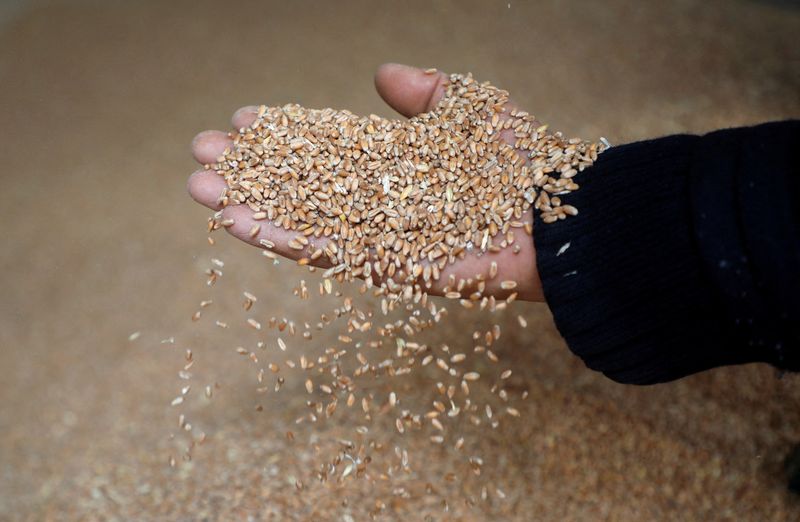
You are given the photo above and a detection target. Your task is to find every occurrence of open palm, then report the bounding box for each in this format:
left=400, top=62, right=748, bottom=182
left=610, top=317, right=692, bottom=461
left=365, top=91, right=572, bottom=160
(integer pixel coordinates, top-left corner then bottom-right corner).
left=187, top=63, right=543, bottom=301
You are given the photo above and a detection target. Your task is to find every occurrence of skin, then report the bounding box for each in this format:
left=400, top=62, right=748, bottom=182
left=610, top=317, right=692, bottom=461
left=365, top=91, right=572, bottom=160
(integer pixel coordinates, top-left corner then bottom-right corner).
left=187, top=63, right=545, bottom=302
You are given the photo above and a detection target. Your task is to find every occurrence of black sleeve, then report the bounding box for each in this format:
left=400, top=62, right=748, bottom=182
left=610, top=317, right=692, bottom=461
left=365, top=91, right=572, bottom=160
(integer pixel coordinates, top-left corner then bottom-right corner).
left=533, top=121, right=800, bottom=385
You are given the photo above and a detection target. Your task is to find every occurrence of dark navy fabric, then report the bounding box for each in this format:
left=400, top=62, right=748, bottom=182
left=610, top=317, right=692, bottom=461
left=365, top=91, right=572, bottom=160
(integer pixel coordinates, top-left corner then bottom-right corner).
left=534, top=121, right=800, bottom=384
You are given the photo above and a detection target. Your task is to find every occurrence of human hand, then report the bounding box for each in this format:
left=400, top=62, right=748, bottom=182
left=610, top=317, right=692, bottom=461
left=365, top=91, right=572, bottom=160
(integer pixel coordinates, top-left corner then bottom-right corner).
left=187, top=63, right=544, bottom=302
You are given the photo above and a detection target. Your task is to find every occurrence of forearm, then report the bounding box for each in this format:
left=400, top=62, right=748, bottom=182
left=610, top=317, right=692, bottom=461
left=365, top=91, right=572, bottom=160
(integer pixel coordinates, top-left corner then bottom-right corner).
left=535, top=121, right=800, bottom=384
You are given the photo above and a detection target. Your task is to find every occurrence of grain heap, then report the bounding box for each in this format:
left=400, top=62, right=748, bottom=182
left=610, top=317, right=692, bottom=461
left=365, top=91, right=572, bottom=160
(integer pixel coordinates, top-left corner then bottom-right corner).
left=211, top=73, right=604, bottom=291
left=175, top=73, right=607, bottom=512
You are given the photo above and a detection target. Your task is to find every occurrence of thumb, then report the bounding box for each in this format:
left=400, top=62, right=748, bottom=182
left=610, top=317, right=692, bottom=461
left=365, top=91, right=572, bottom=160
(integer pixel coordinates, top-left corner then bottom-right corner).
left=374, top=63, right=448, bottom=118
left=226, top=64, right=445, bottom=130
left=375, top=63, right=529, bottom=151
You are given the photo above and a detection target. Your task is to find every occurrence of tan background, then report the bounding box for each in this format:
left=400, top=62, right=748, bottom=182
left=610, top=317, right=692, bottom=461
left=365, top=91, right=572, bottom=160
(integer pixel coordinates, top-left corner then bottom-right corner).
left=1, top=0, right=799, bottom=520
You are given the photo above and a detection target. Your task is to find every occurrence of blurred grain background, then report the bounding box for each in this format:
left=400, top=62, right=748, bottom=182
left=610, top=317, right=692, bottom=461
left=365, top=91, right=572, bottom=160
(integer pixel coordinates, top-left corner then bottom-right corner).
left=1, top=0, right=799, bottom=520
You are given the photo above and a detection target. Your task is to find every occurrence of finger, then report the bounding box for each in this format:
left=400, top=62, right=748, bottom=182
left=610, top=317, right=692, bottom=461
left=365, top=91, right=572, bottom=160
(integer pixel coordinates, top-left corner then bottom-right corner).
left=374, top=63, right=448, bottom=117
left=191, top=130, right=232, bottom=165
left=231, top=105, right=259, bottom=130
left=219, top=203, right=537, bottom=298
left=187, top=169, right=226, bottom=211
left=221, top=205, right=333, bottom=268
left=188, top=168, right=334, bottom=268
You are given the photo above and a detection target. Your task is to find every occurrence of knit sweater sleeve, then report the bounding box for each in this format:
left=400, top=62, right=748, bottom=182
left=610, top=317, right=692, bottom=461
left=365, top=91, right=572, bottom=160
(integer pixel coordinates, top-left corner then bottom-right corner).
left=533, top=121, right=800, bottom=385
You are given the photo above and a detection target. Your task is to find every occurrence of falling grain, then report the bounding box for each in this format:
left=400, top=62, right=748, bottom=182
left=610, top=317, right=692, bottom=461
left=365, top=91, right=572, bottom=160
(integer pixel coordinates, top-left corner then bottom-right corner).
left=185, top=70, right=608, bottom=510
left=247, top=318, right=261, bottom=330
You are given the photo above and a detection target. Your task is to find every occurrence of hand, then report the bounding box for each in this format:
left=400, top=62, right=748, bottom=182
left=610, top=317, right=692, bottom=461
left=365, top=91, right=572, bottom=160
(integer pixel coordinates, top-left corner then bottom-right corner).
left=187, top=63, right=544, bottom=302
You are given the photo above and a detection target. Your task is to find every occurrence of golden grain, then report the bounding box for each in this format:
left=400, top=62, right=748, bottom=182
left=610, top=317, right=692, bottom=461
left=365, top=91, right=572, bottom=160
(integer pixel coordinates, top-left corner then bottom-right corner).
left=186, top=71, right=607, bottom=508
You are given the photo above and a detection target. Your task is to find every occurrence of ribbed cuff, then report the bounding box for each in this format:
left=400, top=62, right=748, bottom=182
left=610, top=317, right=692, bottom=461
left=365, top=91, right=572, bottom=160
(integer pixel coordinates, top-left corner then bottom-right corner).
left=534, top=135, right=763, bottom=384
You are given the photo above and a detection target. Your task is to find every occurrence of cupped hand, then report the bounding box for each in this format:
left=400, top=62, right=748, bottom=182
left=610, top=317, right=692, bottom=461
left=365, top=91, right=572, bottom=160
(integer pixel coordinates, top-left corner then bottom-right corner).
left=187, top=63, right=544, bottom=302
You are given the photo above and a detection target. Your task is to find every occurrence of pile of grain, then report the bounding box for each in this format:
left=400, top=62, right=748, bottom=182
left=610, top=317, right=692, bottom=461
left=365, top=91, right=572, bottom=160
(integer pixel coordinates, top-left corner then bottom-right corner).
left=173, top=73, right=607, bottom=515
